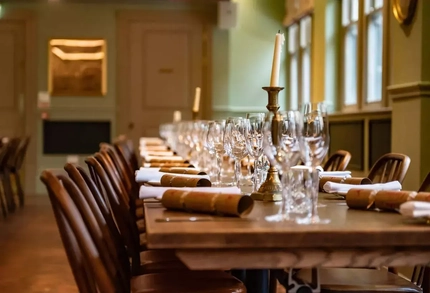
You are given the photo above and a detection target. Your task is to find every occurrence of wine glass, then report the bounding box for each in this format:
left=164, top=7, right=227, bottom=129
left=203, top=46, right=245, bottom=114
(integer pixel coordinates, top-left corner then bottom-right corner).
left=245, top=113, right=265, bottom=192
left=298, top=102, right=330, bottom=224
left=224, top=117, right=248, bottom=188
left=264, top=111, right=303, bottom=222
left=206, top=120, right=226, bottom=186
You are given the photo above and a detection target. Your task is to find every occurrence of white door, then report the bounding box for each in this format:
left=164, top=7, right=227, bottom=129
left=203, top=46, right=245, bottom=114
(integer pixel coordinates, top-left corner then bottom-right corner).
left=118, top=12, right=203, bottom=143
left=0, top=20, right=25, bottom=138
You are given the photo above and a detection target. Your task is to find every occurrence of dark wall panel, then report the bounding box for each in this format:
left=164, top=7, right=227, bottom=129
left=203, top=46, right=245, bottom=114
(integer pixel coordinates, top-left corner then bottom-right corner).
left=329, top=121, right=364, bottom=170
left=369, top=119, right=391, bottom=168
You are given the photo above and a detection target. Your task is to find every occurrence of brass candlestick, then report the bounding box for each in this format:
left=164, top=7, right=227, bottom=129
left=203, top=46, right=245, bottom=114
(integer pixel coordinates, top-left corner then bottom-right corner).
left=192, top=111, right=198, bottom=121
left=250, top=86, right=284, bottom=202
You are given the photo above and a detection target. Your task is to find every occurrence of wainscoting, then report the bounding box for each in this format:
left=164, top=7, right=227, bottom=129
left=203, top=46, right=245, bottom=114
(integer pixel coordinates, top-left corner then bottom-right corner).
left=329, top=110, right=392, bottom=177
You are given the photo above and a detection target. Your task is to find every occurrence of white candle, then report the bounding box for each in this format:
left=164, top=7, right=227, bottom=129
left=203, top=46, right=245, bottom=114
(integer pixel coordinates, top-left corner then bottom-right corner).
left=270, top=30, right=285, bottom=87
left=192, top=87, right=201, bottom=112
left=173, top=110, right=182, bottom=122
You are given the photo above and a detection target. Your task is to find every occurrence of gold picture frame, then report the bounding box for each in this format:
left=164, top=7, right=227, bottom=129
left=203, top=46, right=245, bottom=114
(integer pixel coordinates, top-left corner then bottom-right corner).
left=48, top=39, right=107, bottom=96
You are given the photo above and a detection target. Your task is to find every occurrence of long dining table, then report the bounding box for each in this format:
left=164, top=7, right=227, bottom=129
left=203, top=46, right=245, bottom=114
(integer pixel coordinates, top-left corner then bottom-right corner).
left=143, top=195, right=430, bottom=293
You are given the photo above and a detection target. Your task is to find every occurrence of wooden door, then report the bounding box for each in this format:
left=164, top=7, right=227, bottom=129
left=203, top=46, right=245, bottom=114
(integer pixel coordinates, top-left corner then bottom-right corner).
left=0, top=20, right=25, bottom=138
left=118, top=11, right=206, bottom=144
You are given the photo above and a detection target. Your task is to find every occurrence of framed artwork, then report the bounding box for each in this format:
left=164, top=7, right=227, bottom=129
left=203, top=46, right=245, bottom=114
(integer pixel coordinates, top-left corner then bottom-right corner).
left=48, top=39, right=107, bottom=96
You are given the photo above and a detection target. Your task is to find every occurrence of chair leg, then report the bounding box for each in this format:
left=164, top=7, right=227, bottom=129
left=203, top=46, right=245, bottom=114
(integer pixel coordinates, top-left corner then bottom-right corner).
left=14, top=172, right=24, bottom=207
left=2, top=170, right=15, bottom=212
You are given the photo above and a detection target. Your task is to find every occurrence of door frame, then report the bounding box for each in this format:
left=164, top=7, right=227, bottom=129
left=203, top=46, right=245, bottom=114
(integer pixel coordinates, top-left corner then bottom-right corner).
left=116, top=9, right=214, bottom=139
left=1, top=10, right=38, bottom=195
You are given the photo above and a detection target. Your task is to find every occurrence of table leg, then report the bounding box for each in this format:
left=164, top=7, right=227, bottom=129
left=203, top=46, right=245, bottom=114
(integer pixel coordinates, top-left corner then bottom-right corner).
left=245, top=269, right=269, bottom=293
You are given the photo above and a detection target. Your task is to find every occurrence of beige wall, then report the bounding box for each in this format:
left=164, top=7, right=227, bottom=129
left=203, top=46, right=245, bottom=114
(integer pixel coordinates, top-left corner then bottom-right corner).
left=3, top=1, right=285, bottom=194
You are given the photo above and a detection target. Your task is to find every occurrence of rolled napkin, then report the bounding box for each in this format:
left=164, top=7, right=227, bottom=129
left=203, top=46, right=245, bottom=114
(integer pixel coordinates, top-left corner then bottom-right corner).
left=161, top=189, right=254, bottom=217
left=136, top=170, right=209, bottom=183
left=139, top=186, right=241, bottom=199
left=139, top=145, right=169, bottom=152
left=400, top=201, right=430, bottom=218
left=159, top=167, right=207, bottom=175
left=319, top=177, right=372, bottom=192
left=374, top=190, right=417, bottom=211
left=346, top=189, right=377, bottom=209
left=413, top=192, right=430, bottom=202
left=159, top=174, right=211, bottom=187
left=140, top=151, right=175, bottom=157
left=323, top=180, right=401, bottom=195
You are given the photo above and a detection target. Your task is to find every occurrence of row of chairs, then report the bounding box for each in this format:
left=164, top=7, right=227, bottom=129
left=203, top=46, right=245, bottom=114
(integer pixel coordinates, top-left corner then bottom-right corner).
left=324, top=150, right=411, bottom=184
left=0, top=136, right=30, bottom=218
left=40, top=138, right=248, bottom=292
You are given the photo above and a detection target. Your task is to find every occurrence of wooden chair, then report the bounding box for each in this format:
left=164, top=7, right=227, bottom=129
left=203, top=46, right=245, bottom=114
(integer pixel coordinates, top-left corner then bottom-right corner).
left=64, top=162, right=188, bottom=275
left=10, top=136, right=30, bottom=207
left=323, top=150, right=351, bottom=171
left=368, top=153, right=411, bottom=184
left=40, top=170, right=247, bottom=293
left=0, top=137, right=20, bottom=212
left=0, top=144, right=9, bottom=218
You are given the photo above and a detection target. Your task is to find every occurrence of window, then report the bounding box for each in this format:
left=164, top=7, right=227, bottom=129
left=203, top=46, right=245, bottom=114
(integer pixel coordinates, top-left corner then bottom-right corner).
left=287, top=15, right=312, bottom=110
left=341, top=0, right=384, bottom=109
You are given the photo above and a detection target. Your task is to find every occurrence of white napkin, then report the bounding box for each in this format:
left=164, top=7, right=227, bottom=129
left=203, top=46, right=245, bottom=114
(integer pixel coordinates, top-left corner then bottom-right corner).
left=291, top=165, right=324, bottom=172
left=319, top=171, right=352, bottom=178
left=139, top=186, right=242, bottom=199
left=135, top=170, right=209, bottom=183
left=139, top=145, right=169, bottom=152
left=139, top=167, right=198, bottom=172
left=139, top=137, right=164, bottom=146
left=141, top=151, right=175, bottom=157
left=400, top=201, right=430, bottom=218
left=145, top=155, right=184, bottom=162
left=323, top=180, right=402, bottom=195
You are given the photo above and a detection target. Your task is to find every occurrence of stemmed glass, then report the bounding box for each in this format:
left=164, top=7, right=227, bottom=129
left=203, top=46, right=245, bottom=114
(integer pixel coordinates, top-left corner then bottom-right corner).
left=264, top=111, right=303, bottom=222
left=224, top=117, right=248, bottom=188
left=298, top=102, right=330, bottom=224
left=244, top=113, right=265, bottom=192
left=206, top=120, right=226, bottom=186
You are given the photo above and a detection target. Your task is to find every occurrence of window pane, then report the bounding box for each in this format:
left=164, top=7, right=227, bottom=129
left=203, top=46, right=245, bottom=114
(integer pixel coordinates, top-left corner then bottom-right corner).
left=344, top=25, right=358, bottom=105
left=375, top=0, right=383, bottom=9
left=342, top=0, right=350, bottom=26
left=365, top=0, right=374, bottom=14
left=366, top=11, right=383, bottom=103
left=351, top=0, right=359, bottom=22
left=300, top=16, right=312, bottom=48
left=301, top=47, right=311, bottom=104
left=288, top=24, right=299, bottom=54
left=289, top=54, right=299, bottom=110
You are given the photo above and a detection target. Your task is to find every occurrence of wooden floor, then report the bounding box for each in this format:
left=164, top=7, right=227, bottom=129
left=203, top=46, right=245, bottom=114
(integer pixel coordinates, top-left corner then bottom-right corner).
left=0, top=196, right=78, bottom=293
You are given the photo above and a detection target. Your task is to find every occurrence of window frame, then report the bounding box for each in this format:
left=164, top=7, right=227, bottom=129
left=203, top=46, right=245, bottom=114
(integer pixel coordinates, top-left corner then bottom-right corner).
left=339, top=0, right=389, bottom=113
left=287, top=14, right=313, bottom=110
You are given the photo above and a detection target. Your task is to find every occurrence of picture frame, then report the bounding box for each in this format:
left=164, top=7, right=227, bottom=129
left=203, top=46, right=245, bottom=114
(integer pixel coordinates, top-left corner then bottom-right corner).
left=48, top=38, right=107, bottom=96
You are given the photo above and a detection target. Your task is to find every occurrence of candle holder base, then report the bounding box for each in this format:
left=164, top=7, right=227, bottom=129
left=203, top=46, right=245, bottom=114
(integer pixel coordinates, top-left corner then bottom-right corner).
left=250, top=166, right=282, bottom=202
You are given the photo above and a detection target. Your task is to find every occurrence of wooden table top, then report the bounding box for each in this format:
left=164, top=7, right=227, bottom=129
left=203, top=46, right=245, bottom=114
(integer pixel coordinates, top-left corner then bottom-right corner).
left=144, top=195, right=430, bottom=250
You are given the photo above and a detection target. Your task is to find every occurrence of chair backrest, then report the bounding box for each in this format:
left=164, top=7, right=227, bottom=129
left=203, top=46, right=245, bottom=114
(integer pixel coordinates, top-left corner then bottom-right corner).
left=418, top=172, right=430, bottom=192
left=85, top=156, right=141, bottom=274
left=14, top=136, right=30, bottom=171
left=113, top=138, right=139, bottom=175
left=367, top=153, right=411, bottom=183
left=40, top=170, right=117, bottom=293
left=323, top=150, right=352, bottom=171
left=63, top=163, right=131, bottom=280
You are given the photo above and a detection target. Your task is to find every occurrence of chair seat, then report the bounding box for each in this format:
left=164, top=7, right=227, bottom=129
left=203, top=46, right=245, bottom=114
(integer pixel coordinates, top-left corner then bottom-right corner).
left=139, top=250, right=188, bottom=274
left=140, top=233, right=147, bottom=250
left=131, top=271, right=246, bottom=293
left=296, top=268, right=421, bottom=293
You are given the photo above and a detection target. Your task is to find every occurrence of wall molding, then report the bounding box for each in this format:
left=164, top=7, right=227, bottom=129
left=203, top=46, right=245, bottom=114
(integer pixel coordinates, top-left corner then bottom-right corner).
left=387, top=81, right=430, bottom=101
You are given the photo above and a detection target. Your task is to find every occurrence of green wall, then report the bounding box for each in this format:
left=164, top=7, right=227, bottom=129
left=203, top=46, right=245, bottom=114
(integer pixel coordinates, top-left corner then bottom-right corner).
left=3, top=1, right=285, bottom=194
